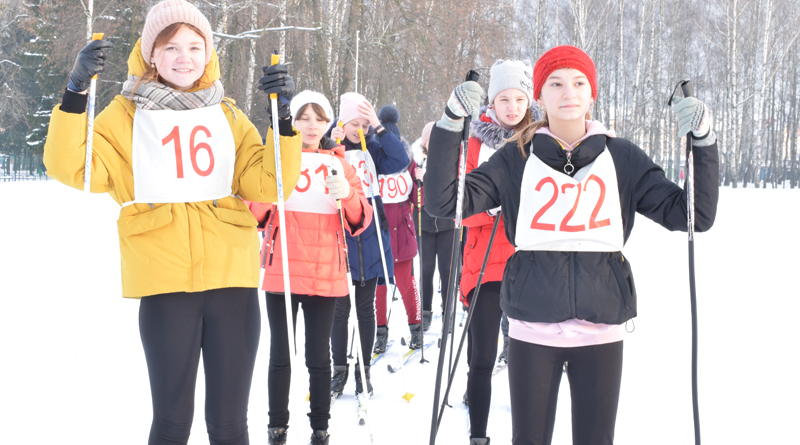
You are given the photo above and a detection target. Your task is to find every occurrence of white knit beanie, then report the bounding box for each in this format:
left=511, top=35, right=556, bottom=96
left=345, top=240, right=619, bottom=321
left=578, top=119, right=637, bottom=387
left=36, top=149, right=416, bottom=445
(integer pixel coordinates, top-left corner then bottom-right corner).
left=290, top=91, right=334, bottom=125
left=141, top=0, right=214, bottom=65
left=488, top=59, right=533, bottom=106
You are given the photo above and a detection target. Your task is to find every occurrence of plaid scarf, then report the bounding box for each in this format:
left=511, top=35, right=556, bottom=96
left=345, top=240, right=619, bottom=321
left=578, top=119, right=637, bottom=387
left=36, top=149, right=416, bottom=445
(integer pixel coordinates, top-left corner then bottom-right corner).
left=121, top=75, right=225, bottom=110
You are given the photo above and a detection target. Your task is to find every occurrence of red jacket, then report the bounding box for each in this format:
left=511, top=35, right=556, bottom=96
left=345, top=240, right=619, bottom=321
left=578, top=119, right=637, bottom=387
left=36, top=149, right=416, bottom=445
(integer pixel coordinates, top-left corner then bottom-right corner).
left=460, top=115, right=516, bottom=304
left=247, top=141, right=372, bottom=297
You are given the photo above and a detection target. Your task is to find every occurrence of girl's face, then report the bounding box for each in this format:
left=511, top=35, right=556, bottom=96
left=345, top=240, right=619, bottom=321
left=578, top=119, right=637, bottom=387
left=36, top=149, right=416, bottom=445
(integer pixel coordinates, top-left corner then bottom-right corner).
left=294, top=106, right=330, bottom=149
left=343, top=118, right=370, bottom=144
left=151, top=25, right=206, bottom=92
left=536, top=68, right=593, bottom=125
left=493, top=88, right=528, bottom=128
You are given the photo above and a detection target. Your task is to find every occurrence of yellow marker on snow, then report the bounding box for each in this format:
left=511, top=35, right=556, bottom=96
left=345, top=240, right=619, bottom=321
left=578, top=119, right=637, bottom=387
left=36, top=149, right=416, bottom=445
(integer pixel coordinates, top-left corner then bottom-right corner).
left=402, top=392, right=415, bottom=403
left=306, top=393, right=310, bottom=402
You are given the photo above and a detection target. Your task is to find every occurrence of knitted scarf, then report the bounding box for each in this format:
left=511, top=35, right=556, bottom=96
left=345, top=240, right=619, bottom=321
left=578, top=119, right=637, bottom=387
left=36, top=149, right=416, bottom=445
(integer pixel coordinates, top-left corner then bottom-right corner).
left=121, top=75, right=225, bottom=110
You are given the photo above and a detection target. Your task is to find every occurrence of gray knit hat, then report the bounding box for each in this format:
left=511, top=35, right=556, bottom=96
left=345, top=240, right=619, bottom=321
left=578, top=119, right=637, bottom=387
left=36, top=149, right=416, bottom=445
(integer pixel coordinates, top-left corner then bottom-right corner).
left=488, top=59, right=533, bottom=106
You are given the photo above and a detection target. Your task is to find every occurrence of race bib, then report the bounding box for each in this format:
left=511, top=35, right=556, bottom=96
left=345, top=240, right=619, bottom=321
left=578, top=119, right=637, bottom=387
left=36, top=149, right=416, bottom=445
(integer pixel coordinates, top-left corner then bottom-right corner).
left=378, top=170, right=413, bottom=204
left=477, top=142, right=498, bottom=167
left=515, top=149, right=623, bottom=252
left=343, top=150, right=379, bottom=198
left=284, top=152, right=340, bottom=214
left=132, top=106, right=235, bottom=203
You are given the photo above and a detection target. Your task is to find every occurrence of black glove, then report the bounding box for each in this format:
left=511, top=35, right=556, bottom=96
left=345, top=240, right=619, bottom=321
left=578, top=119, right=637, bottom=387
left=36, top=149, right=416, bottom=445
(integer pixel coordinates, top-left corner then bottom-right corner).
left=68, top=40, right=113, bottom=92
left=258, top=64, right=295, bottom=120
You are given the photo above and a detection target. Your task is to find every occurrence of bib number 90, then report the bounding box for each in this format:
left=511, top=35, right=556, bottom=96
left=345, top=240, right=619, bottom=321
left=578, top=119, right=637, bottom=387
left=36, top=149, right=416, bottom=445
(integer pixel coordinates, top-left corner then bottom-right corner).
left=162, top=125, right=215, bottom=178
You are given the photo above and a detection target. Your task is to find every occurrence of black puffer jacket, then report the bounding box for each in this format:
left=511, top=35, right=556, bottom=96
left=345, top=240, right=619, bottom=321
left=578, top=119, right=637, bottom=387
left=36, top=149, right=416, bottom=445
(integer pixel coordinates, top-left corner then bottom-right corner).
left=424, top=123, right=719, bottom=324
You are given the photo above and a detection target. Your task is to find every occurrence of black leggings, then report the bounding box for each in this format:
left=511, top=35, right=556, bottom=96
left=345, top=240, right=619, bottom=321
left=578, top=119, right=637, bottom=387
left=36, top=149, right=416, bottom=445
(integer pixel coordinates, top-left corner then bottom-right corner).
left=508, top=339, right=623, bottom=445
left=465, top=281, right=504, bottom=438
left=139, top=288, right=260, bottom=445
left=331, top=277, right=378, bottom=367
left=265, top=292, right=337, bottom=431
left=420, top=229, right=457, bottom=311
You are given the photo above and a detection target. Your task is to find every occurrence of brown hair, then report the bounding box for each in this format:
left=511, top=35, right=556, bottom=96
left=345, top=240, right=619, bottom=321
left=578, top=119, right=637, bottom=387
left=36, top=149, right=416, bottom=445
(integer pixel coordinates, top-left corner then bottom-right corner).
left=295, top=103, right=331, bottom=123
left=508, top=107, right=592, bottom=158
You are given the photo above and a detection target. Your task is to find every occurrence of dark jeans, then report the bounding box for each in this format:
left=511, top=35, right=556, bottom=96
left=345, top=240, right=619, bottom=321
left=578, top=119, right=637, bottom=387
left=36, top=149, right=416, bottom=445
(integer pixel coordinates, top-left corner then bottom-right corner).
left=331, top=277, right=378, bottom=367
left=508, top=339, right=624, bottom=445
left=139, top=288, right=260, bottom=445
left=465, top=281, right=504, bottom=438
left=265, top=292, right=337, bottom=431
left=420, top=229, right=457, bottom=311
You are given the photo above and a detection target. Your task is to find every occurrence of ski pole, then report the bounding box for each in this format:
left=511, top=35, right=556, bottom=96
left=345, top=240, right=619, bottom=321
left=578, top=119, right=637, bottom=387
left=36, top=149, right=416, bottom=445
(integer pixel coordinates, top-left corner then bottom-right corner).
left=269, top=52, right=300, bottom=444
left=417, top=162, right=428, bottom=365
left=331, top=168, right=373, bottom=436
left=83, top=32, right=104, bottom=193
left=437, top=216, right=499, bottom=429
left=429, top=69, right=480, bottom=445
left=673, top=79, right=701, bottom=445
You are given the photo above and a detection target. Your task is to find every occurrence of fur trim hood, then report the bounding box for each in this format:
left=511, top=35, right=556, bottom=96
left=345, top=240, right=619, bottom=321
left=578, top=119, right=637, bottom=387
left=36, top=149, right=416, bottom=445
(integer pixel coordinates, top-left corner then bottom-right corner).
left=470, top=104, right=543, bottom=149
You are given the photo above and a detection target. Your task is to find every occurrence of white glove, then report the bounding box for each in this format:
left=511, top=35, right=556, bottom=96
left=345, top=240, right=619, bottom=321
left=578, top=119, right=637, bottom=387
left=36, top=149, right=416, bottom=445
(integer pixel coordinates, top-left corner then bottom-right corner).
left=672, top=97, right=711, bottom=139
left=326, top=172, right=351, bottom=200
left=446, top=81, right=484, bottom=120
left=487, top=207, right=501, bottom=217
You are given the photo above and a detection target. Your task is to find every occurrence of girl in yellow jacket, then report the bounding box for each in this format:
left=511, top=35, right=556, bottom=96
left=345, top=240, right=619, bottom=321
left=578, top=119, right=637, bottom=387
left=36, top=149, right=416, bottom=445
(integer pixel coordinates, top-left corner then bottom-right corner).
left=43, top=1, right=302, bottom=443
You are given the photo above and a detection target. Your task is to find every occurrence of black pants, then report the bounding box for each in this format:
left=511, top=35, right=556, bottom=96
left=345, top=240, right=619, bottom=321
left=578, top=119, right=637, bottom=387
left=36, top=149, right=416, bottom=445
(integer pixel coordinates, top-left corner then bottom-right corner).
left=508, top=339, right=624, bottom=445
left=139, top=288, right=260, bottom=445
left=265, top=292, right=337, bottom=431
left=420, top=229, right=457, bottom=311
left=465, top=281, right=504, bottom=438
left=331, top=277, right=378, bottom=367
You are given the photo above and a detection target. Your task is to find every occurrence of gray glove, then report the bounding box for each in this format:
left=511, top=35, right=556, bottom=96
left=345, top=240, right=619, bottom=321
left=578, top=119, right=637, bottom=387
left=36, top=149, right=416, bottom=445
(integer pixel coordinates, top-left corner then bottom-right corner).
left=438, top=81, right=484, bottom=132
left=672, top=97, right=711, bottom=139
left=326, top=171, right=351, bottom=200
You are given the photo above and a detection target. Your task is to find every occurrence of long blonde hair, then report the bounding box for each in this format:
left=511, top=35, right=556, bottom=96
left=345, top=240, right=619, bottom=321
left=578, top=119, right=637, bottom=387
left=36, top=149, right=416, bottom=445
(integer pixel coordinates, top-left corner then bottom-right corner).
left=508, top=108, right=592, bottom=158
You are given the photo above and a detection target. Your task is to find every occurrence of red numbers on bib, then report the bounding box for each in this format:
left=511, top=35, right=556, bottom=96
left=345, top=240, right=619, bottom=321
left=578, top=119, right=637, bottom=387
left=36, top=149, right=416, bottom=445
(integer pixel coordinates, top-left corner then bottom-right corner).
left=358, top=160, right=374, bottom=188
left=530, top=174, right=610, bottom=232
left=379, top=175, right=409, bottom=199
left=162, top=125, right=216, bottom=179
left=295, top=163, right=330, bottom=193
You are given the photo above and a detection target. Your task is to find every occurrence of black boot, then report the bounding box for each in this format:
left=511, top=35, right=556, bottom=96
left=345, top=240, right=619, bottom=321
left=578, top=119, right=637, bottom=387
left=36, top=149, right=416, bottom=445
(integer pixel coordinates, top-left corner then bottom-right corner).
left=498, top=336, right=509, bottom=363
left=422, top=310, right=433, bottom=332
left=409, top=323, right=423, bottom=349
left=354, top=363, right=373, bottom=396
left=374, top=325, right=388, bottom=354
left=330, top=365, right=348, bottom=399
left=469, top=437, right=490, bottom=445
left=268, top=426, right=288, bottom=445
left=309, top=430, right=330, bottom=445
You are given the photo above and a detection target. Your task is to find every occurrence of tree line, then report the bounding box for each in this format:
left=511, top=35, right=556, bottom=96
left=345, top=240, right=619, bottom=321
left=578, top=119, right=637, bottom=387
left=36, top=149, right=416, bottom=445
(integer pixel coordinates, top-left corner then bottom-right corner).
left=1, top=0, right=799, bottom=188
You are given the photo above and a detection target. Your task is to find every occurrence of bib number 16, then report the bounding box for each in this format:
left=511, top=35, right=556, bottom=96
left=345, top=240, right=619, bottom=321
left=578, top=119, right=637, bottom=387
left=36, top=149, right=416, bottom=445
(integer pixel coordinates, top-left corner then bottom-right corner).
left=162, top=125, right=216, bottom=179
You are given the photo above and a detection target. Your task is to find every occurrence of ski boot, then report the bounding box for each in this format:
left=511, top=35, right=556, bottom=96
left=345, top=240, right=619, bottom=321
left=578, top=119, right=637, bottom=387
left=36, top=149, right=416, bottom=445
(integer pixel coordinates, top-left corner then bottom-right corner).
left=469, top=438, right=490, bottom=445
left=422, top=310, right=433, bottom=332
left=373, top=325, right=388, bottom=354
left=354, top=363, right=373, bottom=396
left=409, top=323, right=423, bottom=349
left=268, top=426, right=288, bottom=445
left=497, top=336, right=509, bottom=363
left=309, top=430, right=330, bottom=445
left=330, top=365, right=348, bottom=399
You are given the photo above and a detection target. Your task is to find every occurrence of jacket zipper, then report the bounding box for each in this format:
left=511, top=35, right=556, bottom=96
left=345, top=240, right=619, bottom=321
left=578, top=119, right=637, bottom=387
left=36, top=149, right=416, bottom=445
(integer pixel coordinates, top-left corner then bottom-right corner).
left=356, top=234, right=365, bottom=286
left=569, top=252, right=577, bottom=318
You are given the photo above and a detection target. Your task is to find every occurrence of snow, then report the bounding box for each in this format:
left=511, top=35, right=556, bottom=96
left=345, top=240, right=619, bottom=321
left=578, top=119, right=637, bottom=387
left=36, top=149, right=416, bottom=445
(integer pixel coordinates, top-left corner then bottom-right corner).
left=0, top=181, right=797, bottom=444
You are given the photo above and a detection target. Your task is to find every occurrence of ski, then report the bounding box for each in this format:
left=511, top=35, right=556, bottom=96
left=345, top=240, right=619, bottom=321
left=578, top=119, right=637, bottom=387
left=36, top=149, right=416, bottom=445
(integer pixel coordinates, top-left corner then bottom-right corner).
left=370, top=339, right=395, bottom=366
left=387, top=340, right=435, bottom=373
left=492, top=360, right=507, bottom=376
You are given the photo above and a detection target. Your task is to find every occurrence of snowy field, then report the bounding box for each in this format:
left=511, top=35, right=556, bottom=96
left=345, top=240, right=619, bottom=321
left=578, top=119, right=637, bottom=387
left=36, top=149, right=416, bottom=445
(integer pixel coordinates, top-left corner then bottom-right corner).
left=1, top=180, right=797, bottom=445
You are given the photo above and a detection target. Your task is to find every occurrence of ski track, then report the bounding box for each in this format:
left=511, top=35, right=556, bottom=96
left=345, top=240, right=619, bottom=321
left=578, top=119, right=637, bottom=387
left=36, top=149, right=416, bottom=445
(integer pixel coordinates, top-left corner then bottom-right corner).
left=0, top=182, right=797, bottom=444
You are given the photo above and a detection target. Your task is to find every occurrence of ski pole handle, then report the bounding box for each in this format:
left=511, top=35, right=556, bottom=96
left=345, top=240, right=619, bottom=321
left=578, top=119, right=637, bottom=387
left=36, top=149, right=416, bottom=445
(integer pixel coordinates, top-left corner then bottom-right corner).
left=335, top=121, right=344, bottom=145
left=680, top=80, right=693, bottom=99
left=465, top=69, right=479, bottom=83
left=357, top=128, right=367, bottom=152
left=84, top=32, right=104, bottom=193
left=270, top=52, right=281, bottom=100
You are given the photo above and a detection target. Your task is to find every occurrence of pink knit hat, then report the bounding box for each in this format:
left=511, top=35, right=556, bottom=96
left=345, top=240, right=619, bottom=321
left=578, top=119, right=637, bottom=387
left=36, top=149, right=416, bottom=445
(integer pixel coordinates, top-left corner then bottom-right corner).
left=339, top=92, right=368, bottom=125
left=141, top=0, right=214, bottom=65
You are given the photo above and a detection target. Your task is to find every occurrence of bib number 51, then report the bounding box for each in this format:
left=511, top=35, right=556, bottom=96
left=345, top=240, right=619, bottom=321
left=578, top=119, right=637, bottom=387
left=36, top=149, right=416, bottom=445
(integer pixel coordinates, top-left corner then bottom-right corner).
left=162, top=125, right=215, bottom=178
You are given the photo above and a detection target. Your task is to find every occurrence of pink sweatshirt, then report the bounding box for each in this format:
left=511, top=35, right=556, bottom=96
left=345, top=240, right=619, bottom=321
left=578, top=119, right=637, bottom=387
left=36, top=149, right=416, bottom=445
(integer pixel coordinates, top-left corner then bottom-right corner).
left=508, top=121, right=625, bottom=348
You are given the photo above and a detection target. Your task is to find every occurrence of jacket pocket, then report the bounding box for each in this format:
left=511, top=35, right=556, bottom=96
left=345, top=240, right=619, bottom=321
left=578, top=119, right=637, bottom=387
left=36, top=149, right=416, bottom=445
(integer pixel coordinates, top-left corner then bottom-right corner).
left=210, top=206, right=258, bottom=227
left=117, top=204, right=173, bottom=237
left=609, top=252, right=634, bottom=312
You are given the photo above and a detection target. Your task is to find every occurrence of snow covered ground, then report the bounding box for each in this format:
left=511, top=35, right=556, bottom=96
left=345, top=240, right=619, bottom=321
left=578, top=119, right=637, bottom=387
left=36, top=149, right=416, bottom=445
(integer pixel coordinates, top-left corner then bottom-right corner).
left=1, top=180, right=797, bottom=444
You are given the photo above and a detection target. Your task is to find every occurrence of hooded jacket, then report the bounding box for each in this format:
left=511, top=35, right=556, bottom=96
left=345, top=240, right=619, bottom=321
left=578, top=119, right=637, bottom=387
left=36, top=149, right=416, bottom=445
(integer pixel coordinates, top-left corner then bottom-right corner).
left=336, top=126, right=409, bottom=284
left=247, top=138, right=371, bottom=296
left=43, top=39, right=303, bottom=298
left=424, top=121, right=719, bottom=325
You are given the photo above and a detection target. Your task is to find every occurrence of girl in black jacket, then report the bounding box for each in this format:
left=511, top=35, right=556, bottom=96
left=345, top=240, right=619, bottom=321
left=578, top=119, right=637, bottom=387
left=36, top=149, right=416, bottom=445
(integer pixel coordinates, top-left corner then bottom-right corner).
left=424, top=45, right=719, bottom=445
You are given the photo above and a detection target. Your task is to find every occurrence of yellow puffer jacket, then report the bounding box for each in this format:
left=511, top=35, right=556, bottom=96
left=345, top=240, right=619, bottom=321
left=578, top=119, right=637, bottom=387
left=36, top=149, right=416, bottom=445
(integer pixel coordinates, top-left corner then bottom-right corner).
left=43, top=39, right=302, bottom=298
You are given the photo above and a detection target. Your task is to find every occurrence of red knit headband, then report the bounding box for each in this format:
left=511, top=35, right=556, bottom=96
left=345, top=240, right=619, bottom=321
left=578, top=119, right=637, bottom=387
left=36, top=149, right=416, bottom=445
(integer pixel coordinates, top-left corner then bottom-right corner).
left=533, top=45, right=597, bottom=101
